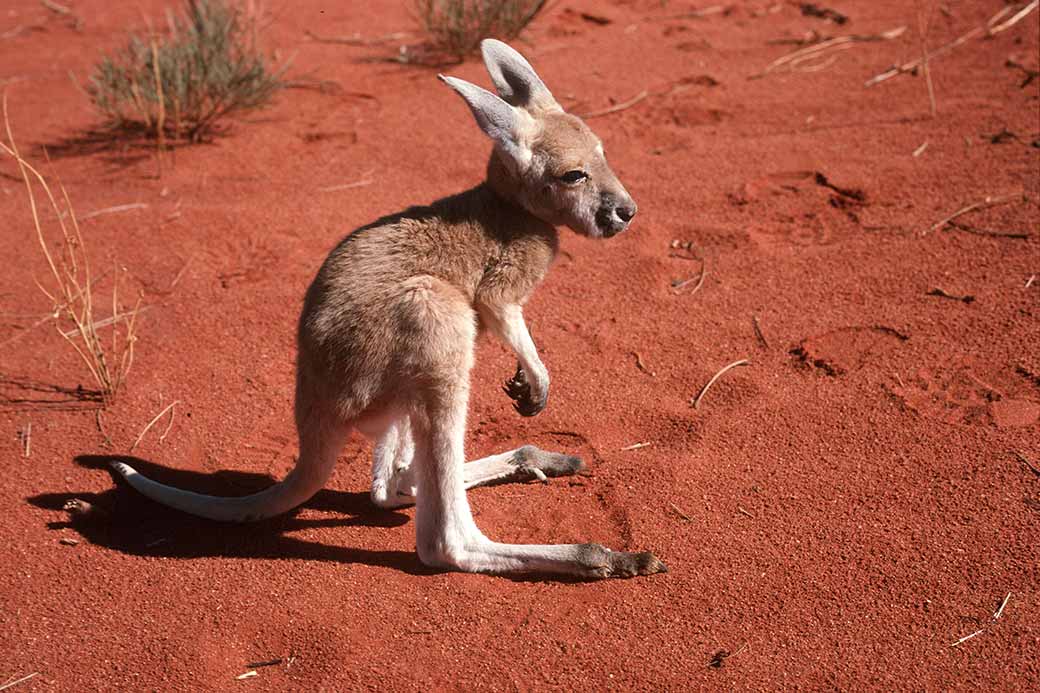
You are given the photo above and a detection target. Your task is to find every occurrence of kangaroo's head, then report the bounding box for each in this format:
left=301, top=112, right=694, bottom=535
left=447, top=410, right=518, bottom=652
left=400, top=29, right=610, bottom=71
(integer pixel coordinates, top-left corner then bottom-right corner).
left=439, top=39, right=637, bottom=239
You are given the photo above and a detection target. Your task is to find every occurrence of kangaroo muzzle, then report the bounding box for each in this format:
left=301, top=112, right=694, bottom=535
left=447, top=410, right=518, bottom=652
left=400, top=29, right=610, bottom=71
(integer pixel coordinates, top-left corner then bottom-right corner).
left=596, top=193, right=638, bottom=238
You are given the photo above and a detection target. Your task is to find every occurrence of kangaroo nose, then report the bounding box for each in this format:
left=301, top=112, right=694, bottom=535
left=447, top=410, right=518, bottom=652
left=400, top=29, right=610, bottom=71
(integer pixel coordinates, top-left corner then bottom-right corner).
left=615, top=203, right=637, bottom=223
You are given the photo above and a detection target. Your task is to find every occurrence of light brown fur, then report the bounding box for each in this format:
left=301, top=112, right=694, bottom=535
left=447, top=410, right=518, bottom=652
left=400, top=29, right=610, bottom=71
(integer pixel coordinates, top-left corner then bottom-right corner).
left=111, top=40, right=665, bottom=579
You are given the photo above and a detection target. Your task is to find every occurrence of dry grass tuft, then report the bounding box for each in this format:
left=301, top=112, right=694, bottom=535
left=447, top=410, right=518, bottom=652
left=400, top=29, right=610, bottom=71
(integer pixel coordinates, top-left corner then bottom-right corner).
left=87, top=0, right=287, bottom=143
left=1, top=93, right=141, bottom=405
left=414, top=0, right=547, bottom=60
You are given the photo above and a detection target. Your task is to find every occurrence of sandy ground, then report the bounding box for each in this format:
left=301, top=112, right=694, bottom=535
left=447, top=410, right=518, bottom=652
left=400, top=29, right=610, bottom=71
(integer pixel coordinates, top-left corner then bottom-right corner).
left=1, top=0, right=1038, bottom=690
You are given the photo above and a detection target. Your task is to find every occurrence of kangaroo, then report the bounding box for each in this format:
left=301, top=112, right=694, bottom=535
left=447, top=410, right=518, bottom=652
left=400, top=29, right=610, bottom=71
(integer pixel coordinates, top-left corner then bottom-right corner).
left=111, top=39, right=666, bottom=579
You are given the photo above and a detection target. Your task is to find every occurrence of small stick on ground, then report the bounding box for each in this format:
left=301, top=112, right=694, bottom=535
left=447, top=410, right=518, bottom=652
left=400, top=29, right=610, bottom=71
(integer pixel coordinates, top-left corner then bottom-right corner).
left=235, top=671, right=258, bottom=680
left=1026, top=275, right=1036, bottom=289
left=318, top=177, right=374, bottom=192
left=17, top=422, right=32, bottom=458
left=923, top=193, right=1026, bottom=235
left=168, top=254, right=195, bottom=292
left=246, top=658, right=283, bottom=669
left=693, top=359, right=750, bottom=409
left=752, top=315, right=770, bottom=349
left=912, top=142, right=929, bottom=157
left=130, top=400, right=179, bottom=452
left=654, top=5, right=730, bottom=20
left=1013, top=450, right=1040, bottom=477
left=40, top=0, right=81, bottom=28
left=581, top=90, right=647, bottom=119
left=992, top=592, right=1011, bottom=620
left=867, top=1, right=1038, bottom=86
left=620, top=441, right=651, bottom=451
left=737, top=506, right=755, bottom=518
left=672, top=259, right=708, bottom=295
left=79, top=202, right=149, bottom=221
left=304, top=30, right=409, bottom=46
left=709, top=641, right=748, bottom=668
left=926, top=288, right=975, bottom=303
left=633, top=351, right=656, bottom=376
left=0, top=672, right=39, bottom=691
left=949, top=629, right=985, bottom=647
left=669, top=502, right=692, bottom=521
left=755, top=26, right=906, bottom=78
left=158, top=402, right=178, bottom=443
left=947, top=221, right=1030, bottom=240
left=914, top=0, right=938, bottom=117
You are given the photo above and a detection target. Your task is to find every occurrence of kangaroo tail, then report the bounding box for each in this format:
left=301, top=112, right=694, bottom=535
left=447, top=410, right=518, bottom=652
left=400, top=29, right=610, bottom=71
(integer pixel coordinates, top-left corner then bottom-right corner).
left=110, top=419, right=349, bottom=523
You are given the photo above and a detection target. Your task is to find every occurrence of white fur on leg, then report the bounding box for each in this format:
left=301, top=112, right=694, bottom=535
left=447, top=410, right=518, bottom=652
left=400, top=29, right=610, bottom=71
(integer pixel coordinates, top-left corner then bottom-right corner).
left=478, top=303, right=549, bottom=402
left=370, top=417, right=417, bottom=509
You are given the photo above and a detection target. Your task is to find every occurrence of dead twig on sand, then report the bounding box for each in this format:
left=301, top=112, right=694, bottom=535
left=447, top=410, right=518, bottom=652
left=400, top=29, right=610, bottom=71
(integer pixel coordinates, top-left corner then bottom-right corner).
left=620, top=441, right=651, bottom=451
left=867, top=1, right=1038, bottom=87
left=581, top=90, right=647, bottom=119
left=752, top=315, right=770, bottom=349
left=304, top=30, right=409, bottom=46
left=754, top=26, right=906, bottom=78
left=130, top=399, right=179, bottom=451
left=709, top=641, right=748, bottom=668
left=947, top=221, right=1030, bottom=240
left=318, top=177, right=374, bottom=193
left=0, top=672, right=39, bottom=691
left=993, top=592, right=1011, bottom=621
left=0, top=670, right=40, bottom=686
left=168, top=255, right=194, bottom=292
left=692, top=359, right=750, bottom=409
left=1013, top=451, right=1040, bottom=477
left=950, top=592, right=1013, bottom=647
left=1025, top=275, right=1036, bottom=289
left=914, top=0, right=938, bottom=116
left=41, top=0, right=82, bottom=29
left=79, top=202, right=149, bottom=221
left=923, top=193, right=1027, bottom=235
left=633, top=351, right=656, bottom=377
left=950, top=629, right=984, bottom=647
left=926, top=288, right=975, bottom=303
left=653, top=5, right=732, bottom=21
left=672, top=259, right=708, bottom=296
left=669, top=502, right=692, bottom=521
left=17, top=422, right=31, bottom=458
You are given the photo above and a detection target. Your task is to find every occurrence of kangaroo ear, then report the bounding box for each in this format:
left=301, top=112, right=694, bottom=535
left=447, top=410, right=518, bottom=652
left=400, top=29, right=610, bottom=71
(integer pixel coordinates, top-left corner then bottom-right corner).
left=439, top=74, right=534, bottom=169
left=480, top=39, right=560, bottom=113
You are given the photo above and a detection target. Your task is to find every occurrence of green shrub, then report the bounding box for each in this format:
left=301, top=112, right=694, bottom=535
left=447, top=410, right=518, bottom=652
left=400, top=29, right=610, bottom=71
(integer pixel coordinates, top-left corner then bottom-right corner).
left=414, top=0, right=547, bottom=60
left=87, top=0, right=286, bottom=142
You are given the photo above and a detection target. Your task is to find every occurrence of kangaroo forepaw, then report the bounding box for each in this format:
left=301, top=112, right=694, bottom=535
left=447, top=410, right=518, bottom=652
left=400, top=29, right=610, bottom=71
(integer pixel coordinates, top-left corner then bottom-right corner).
left=503, top=364, right=546, bottom=417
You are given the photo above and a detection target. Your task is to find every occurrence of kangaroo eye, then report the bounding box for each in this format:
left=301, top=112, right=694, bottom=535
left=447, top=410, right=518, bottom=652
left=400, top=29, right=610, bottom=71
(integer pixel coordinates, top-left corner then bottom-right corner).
left=559, top=170, right=588, bottom=184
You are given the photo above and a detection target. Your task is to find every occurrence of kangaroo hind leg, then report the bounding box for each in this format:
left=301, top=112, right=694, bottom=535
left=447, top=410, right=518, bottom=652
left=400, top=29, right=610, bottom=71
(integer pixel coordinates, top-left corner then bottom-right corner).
left=370, top=415, right=417, bottom=509
left=462, top=445, right=584, bottom=489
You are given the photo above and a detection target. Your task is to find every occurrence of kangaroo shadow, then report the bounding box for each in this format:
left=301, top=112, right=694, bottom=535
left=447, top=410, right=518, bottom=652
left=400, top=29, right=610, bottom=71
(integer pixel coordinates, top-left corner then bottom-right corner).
left=26, top=454, right=433, bottom=576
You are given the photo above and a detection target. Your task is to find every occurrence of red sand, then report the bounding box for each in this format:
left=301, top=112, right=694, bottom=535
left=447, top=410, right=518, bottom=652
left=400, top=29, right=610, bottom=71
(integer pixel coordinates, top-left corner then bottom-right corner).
left=1, top=1, right=1038, bottom=690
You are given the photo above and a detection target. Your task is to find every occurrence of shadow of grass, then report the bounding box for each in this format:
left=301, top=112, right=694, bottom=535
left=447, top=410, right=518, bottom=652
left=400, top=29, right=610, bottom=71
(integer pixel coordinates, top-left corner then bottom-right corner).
left=35, top=122, right=208, bottom=168
left=0, top=374, right=104, bottom=411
